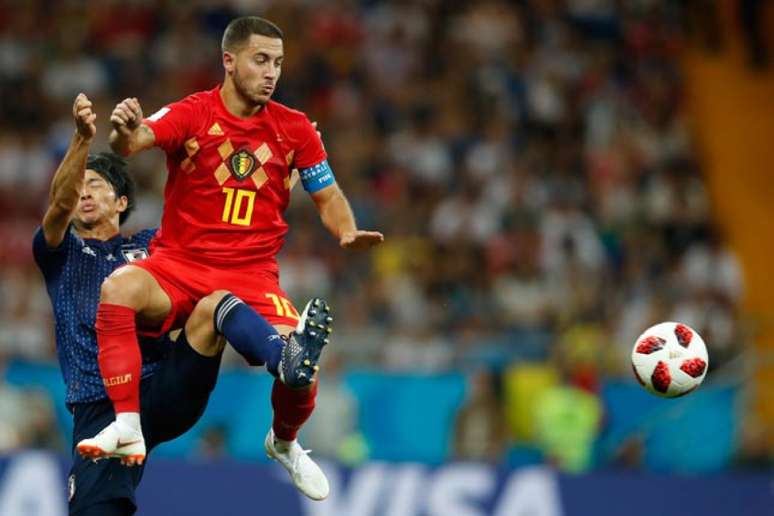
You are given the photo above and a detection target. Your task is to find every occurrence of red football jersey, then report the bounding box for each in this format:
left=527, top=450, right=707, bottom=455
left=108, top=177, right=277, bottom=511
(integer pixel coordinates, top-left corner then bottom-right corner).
left=143, top=86, right=326, bottom=269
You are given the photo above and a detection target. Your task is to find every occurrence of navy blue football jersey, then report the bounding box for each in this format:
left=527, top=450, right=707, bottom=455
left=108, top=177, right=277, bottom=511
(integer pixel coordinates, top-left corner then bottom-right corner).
left=33, top=226, right=169, bottom=405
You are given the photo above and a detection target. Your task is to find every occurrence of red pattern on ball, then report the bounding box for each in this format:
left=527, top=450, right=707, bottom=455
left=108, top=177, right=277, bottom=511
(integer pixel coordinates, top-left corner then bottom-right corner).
left=651, top=361, right=671, bottom=393
left=674, top=324, right=693, bottom=348
left=680, top=358, right=706, bottom=378
left=636, top=336, right=666, bottom=355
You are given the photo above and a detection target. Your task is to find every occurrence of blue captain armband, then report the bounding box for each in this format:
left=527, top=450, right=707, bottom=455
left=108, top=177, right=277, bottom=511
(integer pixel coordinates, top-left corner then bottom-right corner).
left=299, top=160, right=336, bottom=193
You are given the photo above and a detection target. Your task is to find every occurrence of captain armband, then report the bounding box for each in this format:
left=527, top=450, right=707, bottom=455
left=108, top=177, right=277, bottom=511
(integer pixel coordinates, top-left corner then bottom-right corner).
left=299, top=160, right=335, bottom=193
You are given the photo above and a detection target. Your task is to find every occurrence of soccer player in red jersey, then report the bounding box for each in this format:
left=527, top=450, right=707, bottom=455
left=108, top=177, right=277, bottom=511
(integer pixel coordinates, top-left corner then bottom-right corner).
left=77, top=17, right=383, bottom=500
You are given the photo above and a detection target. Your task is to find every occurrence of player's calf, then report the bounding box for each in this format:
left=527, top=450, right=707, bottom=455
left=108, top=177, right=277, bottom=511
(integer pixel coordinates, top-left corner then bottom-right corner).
left=213, top=292, right=284, bottom=370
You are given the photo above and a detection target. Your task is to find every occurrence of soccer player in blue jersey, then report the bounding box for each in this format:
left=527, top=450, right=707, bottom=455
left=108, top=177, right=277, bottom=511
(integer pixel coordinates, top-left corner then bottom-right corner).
left=32, top=93, right=231, bottom=516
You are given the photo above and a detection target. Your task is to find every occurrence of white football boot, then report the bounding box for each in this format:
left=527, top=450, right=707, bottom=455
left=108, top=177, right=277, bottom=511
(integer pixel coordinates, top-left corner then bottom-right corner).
left=265, top=428, right=329, bottom=500
left=76, top=420, right=146, bottom=466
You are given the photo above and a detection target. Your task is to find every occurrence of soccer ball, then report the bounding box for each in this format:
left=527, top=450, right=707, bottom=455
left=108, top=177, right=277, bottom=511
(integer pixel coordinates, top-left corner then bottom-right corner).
left=631, top=322, right=709, bottom=398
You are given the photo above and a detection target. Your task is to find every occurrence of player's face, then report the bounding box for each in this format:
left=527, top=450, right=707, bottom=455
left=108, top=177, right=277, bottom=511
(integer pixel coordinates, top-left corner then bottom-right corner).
left=75, top=170, right=127, bottom=227
left=230, top=34, right=283, bottom=106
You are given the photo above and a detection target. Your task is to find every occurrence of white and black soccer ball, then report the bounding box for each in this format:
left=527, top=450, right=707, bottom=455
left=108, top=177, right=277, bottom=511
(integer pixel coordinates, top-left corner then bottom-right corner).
left=631, top=322, right=709, bottom=398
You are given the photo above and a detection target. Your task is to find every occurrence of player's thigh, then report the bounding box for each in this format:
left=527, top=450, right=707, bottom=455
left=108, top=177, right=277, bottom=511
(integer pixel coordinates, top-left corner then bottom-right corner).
left=142, top=336, right=223, bottom=446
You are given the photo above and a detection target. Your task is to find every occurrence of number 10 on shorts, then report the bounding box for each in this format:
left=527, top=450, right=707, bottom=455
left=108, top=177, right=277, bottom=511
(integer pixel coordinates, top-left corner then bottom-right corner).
left=221, top=187, right=256, bottom=226
left=265, top=293, right=300, bottom=320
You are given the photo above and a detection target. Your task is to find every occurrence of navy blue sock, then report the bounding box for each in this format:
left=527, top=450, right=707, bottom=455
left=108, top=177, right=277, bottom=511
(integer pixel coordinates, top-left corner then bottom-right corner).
left=213, top=294, right=282, bottom=376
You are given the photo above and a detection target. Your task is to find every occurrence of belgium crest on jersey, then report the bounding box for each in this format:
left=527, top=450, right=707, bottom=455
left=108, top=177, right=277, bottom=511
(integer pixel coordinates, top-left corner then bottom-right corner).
left=228, top=149, right=258, bottom=181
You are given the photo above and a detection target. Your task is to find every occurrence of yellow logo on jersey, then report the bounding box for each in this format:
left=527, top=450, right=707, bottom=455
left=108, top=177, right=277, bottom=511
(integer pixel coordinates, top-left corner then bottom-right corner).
left=229, top=149, right=258, bottom=180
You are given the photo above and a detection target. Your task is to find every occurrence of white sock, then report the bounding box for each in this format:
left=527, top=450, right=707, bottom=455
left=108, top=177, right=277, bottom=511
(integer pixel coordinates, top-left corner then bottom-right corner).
left=116, top=412, right=142, bottom=433
left=274, top=435, right=293, bottom=452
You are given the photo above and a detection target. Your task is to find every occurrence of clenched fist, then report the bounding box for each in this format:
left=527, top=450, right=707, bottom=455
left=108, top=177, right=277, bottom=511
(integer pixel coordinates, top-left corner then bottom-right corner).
left=111, top=97, right=144, bottom=136
left=73, top=93, right=96, bottom=140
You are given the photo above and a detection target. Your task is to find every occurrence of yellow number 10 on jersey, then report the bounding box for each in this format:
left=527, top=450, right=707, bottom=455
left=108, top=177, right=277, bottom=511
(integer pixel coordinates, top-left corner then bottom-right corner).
left=221, top=187, right=256, bottom=226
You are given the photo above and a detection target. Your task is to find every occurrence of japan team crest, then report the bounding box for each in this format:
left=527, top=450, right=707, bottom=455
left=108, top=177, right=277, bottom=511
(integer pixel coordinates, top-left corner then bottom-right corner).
left=229, top=149, right=258, bottom=180
left=121, top=248, right=149, bottom=263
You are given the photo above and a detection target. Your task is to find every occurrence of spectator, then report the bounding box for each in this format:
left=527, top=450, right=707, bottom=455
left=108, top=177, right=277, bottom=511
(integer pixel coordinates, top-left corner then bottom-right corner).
left=534, top=377, right=603, bottom=473
left=453, top=370, right=509, bottom=462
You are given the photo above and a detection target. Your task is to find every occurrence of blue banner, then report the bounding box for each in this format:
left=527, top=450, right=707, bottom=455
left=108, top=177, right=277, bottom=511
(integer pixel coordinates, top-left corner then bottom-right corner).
left=0, top=453, right=769, bottom=515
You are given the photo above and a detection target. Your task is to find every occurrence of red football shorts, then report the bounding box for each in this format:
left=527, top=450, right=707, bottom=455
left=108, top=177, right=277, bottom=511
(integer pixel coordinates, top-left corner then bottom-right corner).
left=129, top=249, right=300, bottom=337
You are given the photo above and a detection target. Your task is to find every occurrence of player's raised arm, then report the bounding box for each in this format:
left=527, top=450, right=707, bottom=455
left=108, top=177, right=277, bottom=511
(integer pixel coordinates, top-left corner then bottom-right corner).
left=310, top=183, right=384, bottom=250
left=41, top=93, right=96, bottom=248
left=109, top=97, right=155, bottom=157
left=294, top=117, right=383, bottom=250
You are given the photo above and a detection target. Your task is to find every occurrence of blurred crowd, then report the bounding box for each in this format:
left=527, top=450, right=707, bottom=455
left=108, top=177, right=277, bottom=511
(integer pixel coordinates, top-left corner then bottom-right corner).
left=0, top=0, right=759, bottom=469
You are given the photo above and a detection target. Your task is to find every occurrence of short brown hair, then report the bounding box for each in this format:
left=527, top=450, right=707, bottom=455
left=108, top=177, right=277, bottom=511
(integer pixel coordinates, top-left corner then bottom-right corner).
left=222, top=16, right=283, bottom=52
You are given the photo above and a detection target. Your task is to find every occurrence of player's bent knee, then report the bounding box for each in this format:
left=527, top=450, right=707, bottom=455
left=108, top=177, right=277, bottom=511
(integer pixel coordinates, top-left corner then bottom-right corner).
left=192, top=290, right=231, bottom=322
left=99, top=266, right=149, bottom=307
left=205, top=290, right=231, bottom=306
left=185, top=290, right=232, bottom=350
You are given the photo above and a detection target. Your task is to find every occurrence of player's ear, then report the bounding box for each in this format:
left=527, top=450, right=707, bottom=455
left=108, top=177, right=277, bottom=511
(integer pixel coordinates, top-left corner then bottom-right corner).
left=223, top=50, right=236, bottom=73
left=116, top=195, right=128, bottom=214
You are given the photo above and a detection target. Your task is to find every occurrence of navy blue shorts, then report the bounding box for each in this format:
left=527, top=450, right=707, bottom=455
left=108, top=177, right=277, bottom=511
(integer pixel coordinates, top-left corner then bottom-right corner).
left=67, top=334, right=222, bottom=515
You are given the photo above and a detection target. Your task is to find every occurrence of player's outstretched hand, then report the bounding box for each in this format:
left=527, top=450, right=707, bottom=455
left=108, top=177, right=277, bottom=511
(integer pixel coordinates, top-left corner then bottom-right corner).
left=111, top=97, right=144, bottom=136
left=340, top=230, right=384, bottom=250
left=73, top=93, right=96, bottom=140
